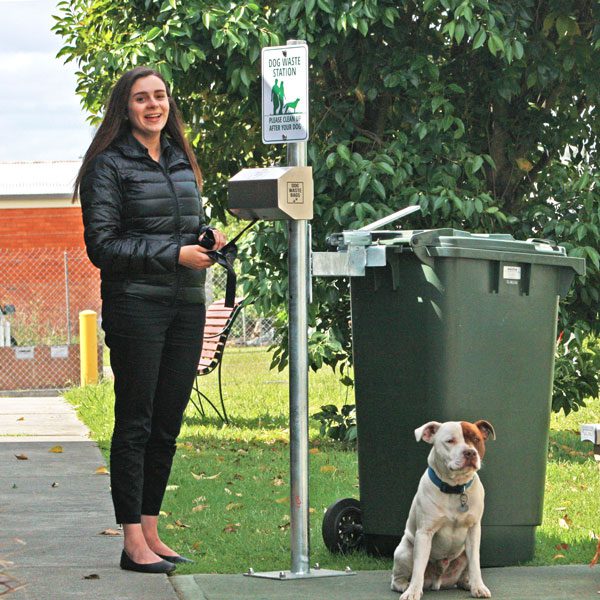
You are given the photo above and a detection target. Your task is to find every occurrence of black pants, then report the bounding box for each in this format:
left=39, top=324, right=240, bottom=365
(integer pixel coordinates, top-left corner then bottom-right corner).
left=102, top=295, right=205, bottom=524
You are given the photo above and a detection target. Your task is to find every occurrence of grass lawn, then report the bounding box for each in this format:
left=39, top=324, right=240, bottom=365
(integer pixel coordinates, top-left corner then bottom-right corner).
left=65, top=347, right=599, bottom=573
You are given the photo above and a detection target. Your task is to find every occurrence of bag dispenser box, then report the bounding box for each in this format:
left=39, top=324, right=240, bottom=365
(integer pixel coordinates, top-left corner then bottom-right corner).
left=228, top=166, right=313, bottom=221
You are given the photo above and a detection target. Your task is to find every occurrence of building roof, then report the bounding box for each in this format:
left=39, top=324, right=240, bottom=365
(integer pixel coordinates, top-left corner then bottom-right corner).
left=0, top=161, right=82, bottom=198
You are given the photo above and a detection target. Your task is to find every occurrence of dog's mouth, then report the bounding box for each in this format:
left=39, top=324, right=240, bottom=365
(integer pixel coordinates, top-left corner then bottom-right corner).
left=449, top=460, right=479, bottom=472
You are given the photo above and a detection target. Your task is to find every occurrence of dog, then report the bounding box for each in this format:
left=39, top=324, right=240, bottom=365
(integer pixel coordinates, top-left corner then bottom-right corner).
left=391, top=420, right=495, bottom=599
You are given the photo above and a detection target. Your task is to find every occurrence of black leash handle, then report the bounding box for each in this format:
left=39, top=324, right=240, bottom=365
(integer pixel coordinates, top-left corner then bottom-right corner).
left=200, top=219, right=257, bottom=307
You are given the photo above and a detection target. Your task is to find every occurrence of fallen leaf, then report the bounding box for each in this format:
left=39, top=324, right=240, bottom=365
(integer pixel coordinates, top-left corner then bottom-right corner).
left=51, top=482, right=59, bottom=488
left=166, top=524, right=175, bottom=529
left=159, top=510, right=171, bottom=517
left=15, top=454, right=28, bottom=461
left=591, top=538, right=600, bottom=566
left=320, top=465, right=337, bottom=473
left=309, top=448, right=320, bottom=454
left=553, top=554, right=566, bottom=560
left=279, top=521, right=290, bottom=531
left=224, top=487, right=233, bottom=495
left=272, top=477, right=284, bottom=486
left=49, top=445, right=63, bottom=453
left=99, top=528, right=122, bottom=536
left=223, top=523, right=240, bottom=533
left=559, top=515, right=573, bottom=529
left=0, top=574, right=25, bottom=594
left=237, top=449, right=248, bottom=455
left=165, top=485, right=179, bottom=491
left=192, top=542, right=202, bottom=550
left=95, top=466, right=109, bottom=475
left=192, top=471, right=220, bottom=480
left=275, top=497, right=288, bottom=504
left=16, top=417, right=24, bottom=421
left=226, top=502, right=243, bottom=511
left=83, top=574, right=100, bottom=580
left=309, top=507, right=316, bottom=514
left=192, top=504, right=209, bottom=512
left=555, top=543, right=570, bottom=551
left=174, top=519, right=190, bottom=529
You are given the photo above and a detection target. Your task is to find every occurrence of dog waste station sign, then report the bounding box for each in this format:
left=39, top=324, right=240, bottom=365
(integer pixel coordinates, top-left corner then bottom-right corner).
left=261, top=44, right=309, bottom=144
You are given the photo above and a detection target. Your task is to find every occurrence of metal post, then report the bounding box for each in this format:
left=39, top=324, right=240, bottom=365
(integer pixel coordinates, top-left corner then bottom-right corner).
left=287, top=139, right=310, bottom=575
left=244, top=38, right=354, bottom=581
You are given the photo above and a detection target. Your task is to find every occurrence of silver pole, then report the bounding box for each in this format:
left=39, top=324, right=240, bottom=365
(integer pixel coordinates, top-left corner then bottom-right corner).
left=245, top=38, right=353, bottom=581
left=287, top=138, right=310, bottom=575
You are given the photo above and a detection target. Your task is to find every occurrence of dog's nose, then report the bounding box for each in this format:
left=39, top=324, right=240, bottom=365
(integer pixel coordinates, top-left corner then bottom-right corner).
left=464, top=448, right=477, bottom=460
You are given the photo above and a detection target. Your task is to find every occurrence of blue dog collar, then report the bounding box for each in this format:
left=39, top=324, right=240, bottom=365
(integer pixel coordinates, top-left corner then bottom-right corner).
left=428, top=467, right=475, bottom=495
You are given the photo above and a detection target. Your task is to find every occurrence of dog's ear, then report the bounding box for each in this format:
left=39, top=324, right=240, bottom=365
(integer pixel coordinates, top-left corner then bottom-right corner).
left=475, top=420, right=496, bottom=441
left=415, top=421, right=442, bottom=443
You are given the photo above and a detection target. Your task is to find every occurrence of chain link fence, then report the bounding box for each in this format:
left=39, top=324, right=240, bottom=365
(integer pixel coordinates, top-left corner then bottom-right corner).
left=0, top=248, right=275, bottom=392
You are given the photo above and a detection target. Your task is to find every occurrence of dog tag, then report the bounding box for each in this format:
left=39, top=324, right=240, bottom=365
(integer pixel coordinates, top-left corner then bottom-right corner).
left=459, top=493, right=469, bottom=512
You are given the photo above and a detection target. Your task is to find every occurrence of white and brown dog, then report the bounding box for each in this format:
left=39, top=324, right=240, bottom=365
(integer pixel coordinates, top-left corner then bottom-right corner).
left=391, top=420, right=495, bottom=599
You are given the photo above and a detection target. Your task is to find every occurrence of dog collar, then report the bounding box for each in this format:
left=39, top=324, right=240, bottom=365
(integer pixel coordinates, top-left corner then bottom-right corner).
left=428, top=467, right=475, bottom=495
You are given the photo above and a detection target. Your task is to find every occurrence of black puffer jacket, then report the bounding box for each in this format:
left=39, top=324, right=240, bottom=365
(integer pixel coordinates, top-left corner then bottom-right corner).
left=81, top=132, right=206, bottom=304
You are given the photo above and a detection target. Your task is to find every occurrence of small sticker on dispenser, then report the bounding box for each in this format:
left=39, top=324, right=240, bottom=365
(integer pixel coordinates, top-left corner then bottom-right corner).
left=503, top=266, right=521, bottom=281
left=287, top=181, right=304, bottom=204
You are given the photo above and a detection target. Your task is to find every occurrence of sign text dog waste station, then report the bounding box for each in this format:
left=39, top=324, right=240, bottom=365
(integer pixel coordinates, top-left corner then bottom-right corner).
left=261, top=44, right=309, bottom=144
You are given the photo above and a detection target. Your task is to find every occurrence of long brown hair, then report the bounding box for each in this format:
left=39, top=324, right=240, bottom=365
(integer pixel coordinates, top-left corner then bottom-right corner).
left=73, top=66, right=202, bottom=201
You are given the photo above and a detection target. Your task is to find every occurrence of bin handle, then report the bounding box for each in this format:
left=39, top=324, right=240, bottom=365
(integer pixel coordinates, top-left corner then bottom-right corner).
left=359, top=205, right=420, bottom=232
left=526, top=238, right=560, bottom=251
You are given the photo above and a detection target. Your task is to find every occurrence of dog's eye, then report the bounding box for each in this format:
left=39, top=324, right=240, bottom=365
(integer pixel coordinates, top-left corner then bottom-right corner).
left=446, top=438, right=456, bottom=444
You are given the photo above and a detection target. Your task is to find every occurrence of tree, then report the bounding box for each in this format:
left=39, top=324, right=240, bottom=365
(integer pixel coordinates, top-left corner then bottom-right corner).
left=54, top=0, right=600, bottom=413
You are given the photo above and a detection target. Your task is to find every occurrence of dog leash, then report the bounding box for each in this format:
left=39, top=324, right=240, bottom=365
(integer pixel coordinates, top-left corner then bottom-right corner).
left=198, top=219, right=257, bottom=308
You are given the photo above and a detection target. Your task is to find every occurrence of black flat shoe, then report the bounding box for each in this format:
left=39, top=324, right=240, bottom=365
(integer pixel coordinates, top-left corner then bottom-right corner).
left=120, top=550, right=176, bottom=573
left=157, top=553, right=194, bottom=564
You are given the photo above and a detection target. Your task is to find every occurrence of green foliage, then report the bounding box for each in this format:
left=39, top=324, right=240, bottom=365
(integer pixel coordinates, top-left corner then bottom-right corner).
left=54, top=0, right=600, bottom=413
left=312, top=403, right=357, bottom=444
left=553, top=331, right=600, bottom=415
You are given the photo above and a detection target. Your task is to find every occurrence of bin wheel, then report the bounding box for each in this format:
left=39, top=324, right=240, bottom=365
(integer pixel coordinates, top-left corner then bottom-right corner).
left=322, top=498, right=364, bottom=554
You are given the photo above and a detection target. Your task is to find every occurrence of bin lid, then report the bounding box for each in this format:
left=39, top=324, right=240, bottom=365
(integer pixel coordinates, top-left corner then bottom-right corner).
left=374, top=228, right=586, bottom=275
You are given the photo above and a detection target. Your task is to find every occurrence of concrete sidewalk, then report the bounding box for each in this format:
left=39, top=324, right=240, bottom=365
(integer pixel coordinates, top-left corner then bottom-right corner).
left=172, top=565, right=598, bottom=600
left=1, top=395, right=598, bottom=600
left=0, top=395, right=178, bottom=600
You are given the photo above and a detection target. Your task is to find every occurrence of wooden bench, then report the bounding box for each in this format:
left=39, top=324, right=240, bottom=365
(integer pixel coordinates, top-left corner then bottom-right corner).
left=190, top=298, right=245, bottom=424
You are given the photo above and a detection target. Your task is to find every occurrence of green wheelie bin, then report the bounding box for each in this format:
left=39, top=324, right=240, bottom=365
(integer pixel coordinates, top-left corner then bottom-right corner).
left=314, top=226, right=585, bottom=566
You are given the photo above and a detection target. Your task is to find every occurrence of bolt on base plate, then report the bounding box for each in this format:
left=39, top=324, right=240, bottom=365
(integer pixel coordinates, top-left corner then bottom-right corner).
left=244, top=566, right=355, bottom=580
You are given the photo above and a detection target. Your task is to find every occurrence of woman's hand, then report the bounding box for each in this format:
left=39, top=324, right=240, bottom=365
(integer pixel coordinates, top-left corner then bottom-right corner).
left=178, top=245, right=216, bottom=270
left=199, top=228, right=228, bottom=251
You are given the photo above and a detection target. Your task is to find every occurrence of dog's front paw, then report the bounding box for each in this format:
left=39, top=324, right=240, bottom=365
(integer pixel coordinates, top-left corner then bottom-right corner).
left=399, top=587, right=423, bottom=600
left=391, top=577, right=409, bottom=593
left=470, top=582, right=491, bottom=598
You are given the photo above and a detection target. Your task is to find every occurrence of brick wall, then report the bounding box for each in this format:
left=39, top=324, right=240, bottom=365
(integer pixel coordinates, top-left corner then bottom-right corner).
left=0, top=207, right=84, bottom=250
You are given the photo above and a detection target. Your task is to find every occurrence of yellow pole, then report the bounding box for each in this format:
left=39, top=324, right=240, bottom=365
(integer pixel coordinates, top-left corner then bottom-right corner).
left=79, top=310, right=98, bottom=386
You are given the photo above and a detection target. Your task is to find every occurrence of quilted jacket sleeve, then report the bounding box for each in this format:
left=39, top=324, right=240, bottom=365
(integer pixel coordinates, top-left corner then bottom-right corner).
left=80, top=155, right=180, bottom=274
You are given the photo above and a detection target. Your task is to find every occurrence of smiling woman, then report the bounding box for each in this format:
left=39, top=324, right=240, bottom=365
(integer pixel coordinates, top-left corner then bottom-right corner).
left=72, top=66, right=227, bottom=575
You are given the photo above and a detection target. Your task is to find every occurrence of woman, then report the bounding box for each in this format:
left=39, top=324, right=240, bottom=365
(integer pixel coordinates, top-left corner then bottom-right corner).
left=74, top=66, right=226, bottom=573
